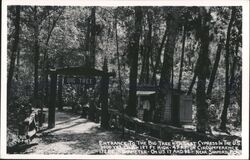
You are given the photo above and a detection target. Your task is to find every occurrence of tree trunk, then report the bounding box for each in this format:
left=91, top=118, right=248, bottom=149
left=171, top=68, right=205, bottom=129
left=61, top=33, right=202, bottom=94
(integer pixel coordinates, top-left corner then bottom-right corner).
left=171, top=54, right=174, bottom=89
left=115, top=13, right=124, bottom=137
left=127, top=7, right=143, bottom=117
left=15, top=49, right=20, bottom=81
left=229, top=57, right=237, bottom=93
left=196, top=7, right=210, bottom=133
left=101, top=58, right=109, bottom=129
left=48, top=72, right=57, bottom=129
left=158, top=10, right=179, bottom=123
left=42, top=12, right=62, bottom=107
left=89, top=7, right=96, bottom=68
left=220, top=7, right=236, bottom=131
left=139, top=44, right=145, bottom=84
left=145, top=10, right=152, bottom=84
left=233, top=33, right=241, bottom=125
left=159, top=13, right=178, bottom=94
left=238, top=73, right=242, bottom=127
left=85, top=17, right=90, bottom=51
left=33, top=7, right=40, bottom=104
left=177, top=25, right=186, bottom=91
left=7, top=6, right=20, bottom=100
left=57, top=56, right=63, bottom=111
left=187, top=71, right=197, bottom=95
left=206, top=38, right=223, bottom=98
left=57, top=76, right=63, bottom=110
left=140, top=9, right=152, bottom=85
left=115, top=13, right=123, bottom=105
left=44, top=65, right=49, bottom=106
left=152, top=22, right=168, bottom=85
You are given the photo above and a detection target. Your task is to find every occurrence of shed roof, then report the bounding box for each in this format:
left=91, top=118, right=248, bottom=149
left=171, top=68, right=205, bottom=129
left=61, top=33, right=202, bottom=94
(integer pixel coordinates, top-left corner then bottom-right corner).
left=136, top=91, right=156, bottom=95
left=136, top=85, right=186, bottom=94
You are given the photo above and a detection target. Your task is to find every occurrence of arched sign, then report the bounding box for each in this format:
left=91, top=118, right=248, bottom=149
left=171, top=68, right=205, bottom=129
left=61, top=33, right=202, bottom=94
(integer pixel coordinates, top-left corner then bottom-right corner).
left=64, top=76, right=96, bottom=86
left=48, top=64, right=115, bottom=129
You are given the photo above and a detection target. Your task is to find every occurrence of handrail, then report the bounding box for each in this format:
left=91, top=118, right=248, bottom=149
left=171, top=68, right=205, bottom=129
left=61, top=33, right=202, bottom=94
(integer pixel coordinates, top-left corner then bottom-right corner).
left=106, top=108, right=219, bottom=141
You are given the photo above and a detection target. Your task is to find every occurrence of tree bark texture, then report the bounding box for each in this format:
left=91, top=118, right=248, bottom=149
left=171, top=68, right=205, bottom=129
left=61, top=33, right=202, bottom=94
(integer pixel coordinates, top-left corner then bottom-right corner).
left=7, top=6, right=21, bottom=100
left=140, top=9, right=152, bottom=85
left=158, top=10, right=179, bottom=123
left=152, top=22, right=168, bottom=85
left=33, top=7, right=40, bottom=104
left=206, top=38, right=223, bottom=98
left=127, top=7, right=143, bottom=117
left=101, top=58, right=110, bottom=129
left=187, top=70, right=197, bottom=95
left=196, top=7, right=210, bottom=133
left=89, top=7, right=96, bottom=68
left=15, top=49, right=20, bottom=81
left=48, top=72, right=57, bottom=128
left=159, top=12, right=178, bottom=94
left=178, top=25, right=186, bottom=91
left=220, top=7, right=236, bottom=131
left=115, top=13, right=123, bottom=105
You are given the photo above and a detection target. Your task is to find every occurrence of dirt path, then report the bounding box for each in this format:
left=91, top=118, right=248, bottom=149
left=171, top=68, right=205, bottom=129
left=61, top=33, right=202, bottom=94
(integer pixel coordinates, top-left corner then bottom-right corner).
left=23, top=111, right=123, bottom=154
left=20, top=110, right=242, bottom=155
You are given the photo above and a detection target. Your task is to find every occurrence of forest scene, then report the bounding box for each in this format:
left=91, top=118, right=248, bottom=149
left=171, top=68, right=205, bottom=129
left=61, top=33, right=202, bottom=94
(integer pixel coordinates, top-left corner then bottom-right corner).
left=6, top=5, right=242, bottom=155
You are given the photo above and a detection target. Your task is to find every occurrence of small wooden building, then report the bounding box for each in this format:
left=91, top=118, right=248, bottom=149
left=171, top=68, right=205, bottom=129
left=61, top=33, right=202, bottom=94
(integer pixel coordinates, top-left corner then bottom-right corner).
left=136, top=90, right=156, bottom=122
left=136, top=86, right=193, bottom=125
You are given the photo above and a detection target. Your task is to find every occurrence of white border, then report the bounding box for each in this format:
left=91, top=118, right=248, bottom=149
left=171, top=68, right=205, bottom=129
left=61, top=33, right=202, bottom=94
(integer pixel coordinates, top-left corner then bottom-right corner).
left=1, top=0, right=249, bottom=159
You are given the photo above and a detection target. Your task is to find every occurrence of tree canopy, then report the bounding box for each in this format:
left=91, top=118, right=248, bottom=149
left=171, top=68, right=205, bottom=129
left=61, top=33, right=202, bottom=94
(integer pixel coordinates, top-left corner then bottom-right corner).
left=7, top=6, right=242, bottom=136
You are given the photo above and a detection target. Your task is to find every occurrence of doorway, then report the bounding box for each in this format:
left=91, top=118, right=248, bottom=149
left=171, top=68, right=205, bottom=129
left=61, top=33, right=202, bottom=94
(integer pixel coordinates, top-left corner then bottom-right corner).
left=172, top=94, right=180, bottom=125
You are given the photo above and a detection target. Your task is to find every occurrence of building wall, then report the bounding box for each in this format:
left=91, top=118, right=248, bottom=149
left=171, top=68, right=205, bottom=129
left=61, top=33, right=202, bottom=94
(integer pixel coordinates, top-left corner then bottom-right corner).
left=160, top=93, right=193, bottom=124
left=136, top=91, right=193, bottom=124
left=179, top=95, right=193, bottom=123
left=161, top=92, right=172, bottom=123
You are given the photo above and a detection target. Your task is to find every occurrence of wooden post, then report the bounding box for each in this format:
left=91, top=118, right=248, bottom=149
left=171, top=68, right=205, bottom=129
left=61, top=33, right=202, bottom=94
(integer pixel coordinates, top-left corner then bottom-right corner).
left=57, top=75, right=63, bottom=111
left=48, top=71, right=57, bottom=128
left=101, top=58, right=109, bottom=129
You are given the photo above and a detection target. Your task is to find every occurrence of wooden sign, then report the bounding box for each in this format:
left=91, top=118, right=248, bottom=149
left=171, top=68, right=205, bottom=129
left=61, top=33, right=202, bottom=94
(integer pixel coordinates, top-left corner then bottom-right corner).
left=64, top=76, right=96, bottom=86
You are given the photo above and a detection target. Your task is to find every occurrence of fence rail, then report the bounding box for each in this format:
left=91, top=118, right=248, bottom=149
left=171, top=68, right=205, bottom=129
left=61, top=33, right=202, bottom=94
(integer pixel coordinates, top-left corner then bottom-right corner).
left=105, top=108, right=219, bottom=141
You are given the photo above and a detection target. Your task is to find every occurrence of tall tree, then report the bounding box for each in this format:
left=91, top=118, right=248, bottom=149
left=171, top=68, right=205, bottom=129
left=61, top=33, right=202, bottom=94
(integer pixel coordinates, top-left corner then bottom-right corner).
left=140, top=8, right=152, bottom=85
left=42, top=7, right=64, bottom=105
left=158, top=8, right=179, bottom=123
left=151, top=21, right=168, bottom=85
left=114, top=10, right=124, bottom=106
left=15, top=49, right=20, bottom=80
left=196, top=7, right=211, bottom=133
left=57, top=55, right=64, bottom=111
left=42, top=9, right=63, bottom=107
left=89, top=7, right=96, bottom=68
left=127, top=7, right=143, bottom=116
left=206, top=37, right=223, bottom=98
left=187, top=68, right=197, bottom=95
left=100, top=58, right=109, bottom=128
left=233, top=23, right=242, bottom=126
left=7, top=6, right=21, bottom=100
left=220, top=7, right=236, bottom=131
left=33, top=6, right=40, bottom=103
left=177, top=24, right=186, bottom=91
left=159, top=9, right=179, bottom=93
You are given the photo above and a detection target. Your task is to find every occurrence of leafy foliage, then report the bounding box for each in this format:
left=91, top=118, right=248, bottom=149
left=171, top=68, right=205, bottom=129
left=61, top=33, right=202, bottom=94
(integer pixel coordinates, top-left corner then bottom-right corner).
left=7, top=6, right=242, bottom=140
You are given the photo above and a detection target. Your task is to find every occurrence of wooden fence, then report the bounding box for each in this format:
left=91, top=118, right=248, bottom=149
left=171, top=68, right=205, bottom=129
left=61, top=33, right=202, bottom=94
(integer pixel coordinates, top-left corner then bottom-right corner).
left=103, top=108, right=219, bottom=141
